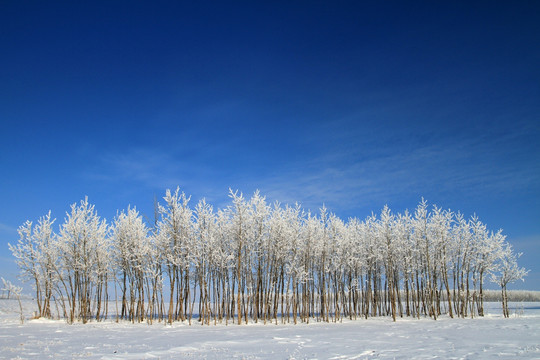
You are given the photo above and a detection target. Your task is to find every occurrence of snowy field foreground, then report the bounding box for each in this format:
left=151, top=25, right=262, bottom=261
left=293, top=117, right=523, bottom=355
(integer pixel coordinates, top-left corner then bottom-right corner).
left=1, top=300, right=540, bottom=359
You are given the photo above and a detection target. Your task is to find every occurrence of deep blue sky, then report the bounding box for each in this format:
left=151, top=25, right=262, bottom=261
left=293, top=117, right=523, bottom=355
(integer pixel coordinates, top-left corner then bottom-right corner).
left=1, top=1, right=539, bottom=290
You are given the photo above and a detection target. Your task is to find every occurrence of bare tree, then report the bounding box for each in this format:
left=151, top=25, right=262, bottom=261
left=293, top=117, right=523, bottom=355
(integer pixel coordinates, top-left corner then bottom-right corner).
left=1, top=278, right=24, bottom=323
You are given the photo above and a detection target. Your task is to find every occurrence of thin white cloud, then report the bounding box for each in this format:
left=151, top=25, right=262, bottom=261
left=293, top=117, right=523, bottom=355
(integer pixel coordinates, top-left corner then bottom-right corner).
left=85, top=147, right=232, bottom=207
left=87, top=148, right=189, bottom=190
left=84, top=121, right=539, bottom=217
left=254, top=129, right=539, bottom=214
left=0, top=223, right=18, bottom=235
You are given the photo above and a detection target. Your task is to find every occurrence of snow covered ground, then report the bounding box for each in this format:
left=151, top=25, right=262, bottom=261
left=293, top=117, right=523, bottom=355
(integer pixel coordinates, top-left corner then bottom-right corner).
left=1, top=299, right=539, bottom=359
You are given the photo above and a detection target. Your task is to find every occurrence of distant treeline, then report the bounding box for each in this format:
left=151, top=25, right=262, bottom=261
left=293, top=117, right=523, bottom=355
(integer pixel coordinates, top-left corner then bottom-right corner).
left=403, top=289, right=540, bottom=302
left=9, top=189, right=528, bottom=324
left=481, top=290, right=540, bottom=302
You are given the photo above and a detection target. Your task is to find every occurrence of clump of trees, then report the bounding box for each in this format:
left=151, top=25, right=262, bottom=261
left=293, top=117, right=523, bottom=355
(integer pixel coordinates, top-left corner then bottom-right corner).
left=9, top=189, right=528, bottom=324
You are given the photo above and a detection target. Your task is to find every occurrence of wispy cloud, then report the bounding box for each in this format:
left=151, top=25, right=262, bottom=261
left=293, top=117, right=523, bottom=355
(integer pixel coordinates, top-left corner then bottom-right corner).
left=255, top=127, right=540, bottom=214
left=84, top=147, right=233, bottom=206
left=0, top=223, right=18, bottom=236
left=91, top=148, right=186, bottom=189
left=84, top=121, right=539, bottom=217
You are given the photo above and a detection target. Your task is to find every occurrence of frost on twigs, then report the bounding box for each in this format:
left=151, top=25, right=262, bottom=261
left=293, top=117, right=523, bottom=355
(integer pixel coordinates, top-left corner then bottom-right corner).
left=8, top=190, right=530, bottom=324
left=1, top=277, right=24, bottom=323
left=490, top=245, right=528, bottom=318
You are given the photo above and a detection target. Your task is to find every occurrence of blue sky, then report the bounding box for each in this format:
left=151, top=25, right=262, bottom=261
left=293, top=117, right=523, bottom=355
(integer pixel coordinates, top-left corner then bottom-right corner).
left=1, top=1, right=539, bottom=290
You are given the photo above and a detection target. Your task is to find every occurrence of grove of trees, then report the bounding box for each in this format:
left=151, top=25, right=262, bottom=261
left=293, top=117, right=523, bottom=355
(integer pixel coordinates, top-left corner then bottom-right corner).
left=9, top=189, right=528, bottom=324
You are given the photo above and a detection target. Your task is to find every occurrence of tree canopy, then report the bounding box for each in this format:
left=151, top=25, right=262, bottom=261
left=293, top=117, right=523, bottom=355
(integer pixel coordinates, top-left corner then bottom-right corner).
left=9, top=189, right=527, bottom=323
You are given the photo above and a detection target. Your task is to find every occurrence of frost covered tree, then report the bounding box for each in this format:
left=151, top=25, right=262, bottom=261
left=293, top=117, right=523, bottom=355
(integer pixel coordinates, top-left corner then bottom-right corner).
left=112, top=206, right=151, bottom=322
left=227, top=189, right=250, bottom=325
left=193, top=198, right=217, bottom=325
left=10, top=190, right=529, bottom=323
left=9, top=212, right=56, bottom=318
left=1, top=278, right=24, bottom=323
left=56, top=197, right=109, bottom=323
left=156, top=187, right=193, bottom=324
left=491, top=244, right=528, bottom=317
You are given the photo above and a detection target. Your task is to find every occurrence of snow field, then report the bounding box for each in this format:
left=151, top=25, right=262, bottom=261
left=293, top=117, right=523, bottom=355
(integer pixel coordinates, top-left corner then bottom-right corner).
left=1, top=300, right=539, bottom=359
